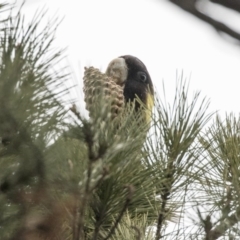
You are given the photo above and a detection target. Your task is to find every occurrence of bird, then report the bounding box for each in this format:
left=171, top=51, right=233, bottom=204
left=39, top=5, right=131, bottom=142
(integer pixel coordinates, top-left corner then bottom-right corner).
left=83, top=55, right=154, bottom=126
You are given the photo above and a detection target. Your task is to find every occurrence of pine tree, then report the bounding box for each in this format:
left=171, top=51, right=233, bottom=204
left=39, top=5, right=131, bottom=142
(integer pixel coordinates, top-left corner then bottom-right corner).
left=1, top=3, right=239, bottom=240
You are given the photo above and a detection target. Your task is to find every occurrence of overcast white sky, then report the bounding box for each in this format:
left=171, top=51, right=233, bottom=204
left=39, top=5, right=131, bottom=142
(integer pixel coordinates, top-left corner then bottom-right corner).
left=15, top=0, right=240, bottom=116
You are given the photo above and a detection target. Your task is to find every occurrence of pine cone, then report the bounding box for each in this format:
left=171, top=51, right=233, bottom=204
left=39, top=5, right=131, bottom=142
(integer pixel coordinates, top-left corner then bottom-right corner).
left=83, top=67, right=124, bottom=119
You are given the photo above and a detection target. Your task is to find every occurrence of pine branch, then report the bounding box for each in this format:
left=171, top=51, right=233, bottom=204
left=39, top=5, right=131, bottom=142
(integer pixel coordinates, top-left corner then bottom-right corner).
left=167, top=0, right=240, bottom=42
left=0, top=3, right=69, bottom=238
left=198, top=114, right=240, bottom=239
left=145, top=76, right=212, bottom=239
left=208, top=211, right=240, bottom=239
left=0, top=107, right=45, bottom=192
left=131, top=226, right=142, bottom=240
left=210, top=0, right=240, bottom=13
left=70, top=107, right=110, bottom=239
left=104, top=185, right=134, bottom=240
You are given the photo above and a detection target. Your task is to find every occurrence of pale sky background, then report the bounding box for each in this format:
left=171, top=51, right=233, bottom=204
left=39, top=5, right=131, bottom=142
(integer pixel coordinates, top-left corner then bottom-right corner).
left=14, top=0, right=240, bottom=116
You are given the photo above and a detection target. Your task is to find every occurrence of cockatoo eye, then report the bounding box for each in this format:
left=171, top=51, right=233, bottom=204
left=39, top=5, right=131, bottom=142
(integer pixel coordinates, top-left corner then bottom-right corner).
left=137, top=71, right=147, bottom=83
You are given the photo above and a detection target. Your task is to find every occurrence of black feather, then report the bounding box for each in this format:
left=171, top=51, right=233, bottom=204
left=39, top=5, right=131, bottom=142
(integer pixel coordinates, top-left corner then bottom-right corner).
left=119, top=55, right=153, bottom=110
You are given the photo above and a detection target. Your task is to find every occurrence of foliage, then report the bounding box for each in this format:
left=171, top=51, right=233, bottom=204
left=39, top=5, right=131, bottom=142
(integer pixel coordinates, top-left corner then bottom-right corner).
left=1, top=3, right=240, bottom=240
left=0, top=3, right=69, bottom=239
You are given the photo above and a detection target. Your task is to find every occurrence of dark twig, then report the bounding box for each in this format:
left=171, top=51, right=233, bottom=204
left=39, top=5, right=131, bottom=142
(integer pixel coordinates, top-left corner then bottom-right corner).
left=156, top=192, right=169, bottom=240
left=210, top=0, right=240, bottom=13
left=131, top=226, right=142, bottom=240
left=168, top=0, right=240, bottom=42
left=196, top=197, right=240, bottom=240
left=92, top=167, right=109, bottom=191
left=155, top=162, right=174, bottom=240
left=74, top=140, right=94, bottom=240
left=71, top=105, right=109, bottom=239
left=197, top=208, right=213, bottom=240
left=208, top=211, right=240, bottom=239
left=103, top=185, right=135, bottom=240
left=91, top=169, right=110, bottom=240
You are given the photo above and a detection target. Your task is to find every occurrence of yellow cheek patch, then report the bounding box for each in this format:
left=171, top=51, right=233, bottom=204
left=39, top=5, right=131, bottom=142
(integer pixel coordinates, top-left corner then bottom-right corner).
left=145, top=93, right=154, bottom=124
